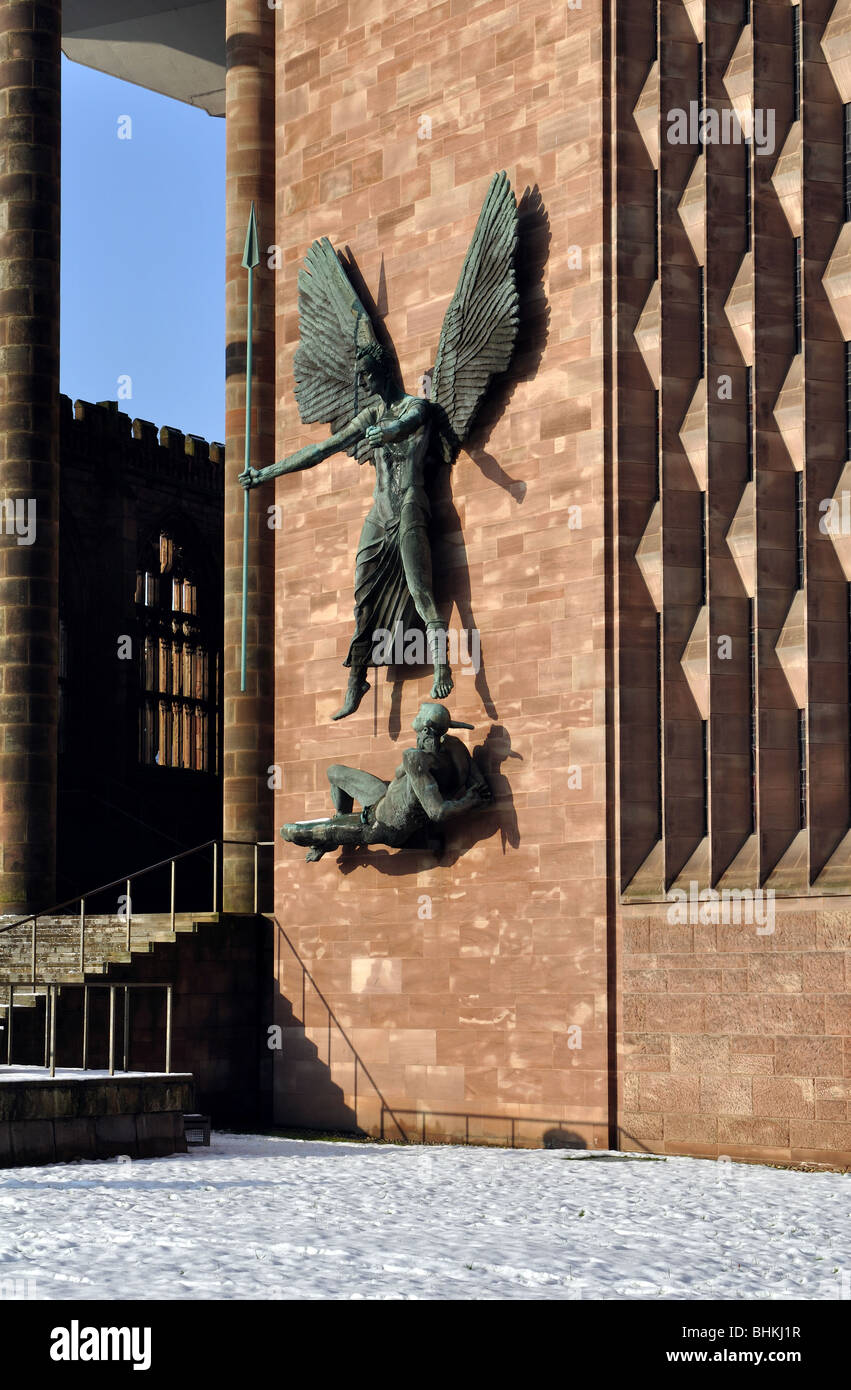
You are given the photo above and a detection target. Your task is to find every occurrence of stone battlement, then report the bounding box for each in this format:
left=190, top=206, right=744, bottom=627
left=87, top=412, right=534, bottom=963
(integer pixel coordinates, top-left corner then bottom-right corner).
left=60, top=395, right=225, bottom=493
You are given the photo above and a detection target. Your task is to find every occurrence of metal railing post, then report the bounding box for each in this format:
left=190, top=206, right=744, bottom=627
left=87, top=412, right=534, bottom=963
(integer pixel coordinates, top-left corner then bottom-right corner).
left=170, top=860, right=176, bottom=931
left=79, top=899, right=86, bottom=973
left=253, top=843, right=259, bottom=914
left=43, top=985, right=50, bottom=1067
left=125, top=878, right=132, bottom=951
left=108, top=986, right=116, bottom=1077
left=165, top=985, right=173, bottom=1073
left=31, top=917, right=37, bottom=982
left=6, top=984, right=12, bottom=1065
left=82, top=985, right=89, bottom=1070
left=123, top=986, right=130, bottom=1073
left=49, top=984, right=57, bottom=1078
left=212, top=842, right=218, bottom=914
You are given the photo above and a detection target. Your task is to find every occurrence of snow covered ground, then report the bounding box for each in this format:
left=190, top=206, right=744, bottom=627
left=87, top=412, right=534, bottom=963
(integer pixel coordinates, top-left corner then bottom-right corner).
left=0, top=1069, right=173, bottom=1082
left=0, top=1132, right=848, bottom=1300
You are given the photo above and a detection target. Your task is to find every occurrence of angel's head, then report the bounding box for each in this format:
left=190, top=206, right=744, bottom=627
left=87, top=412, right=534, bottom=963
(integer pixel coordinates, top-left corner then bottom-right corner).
left=356, top=340, right=389, bottom=398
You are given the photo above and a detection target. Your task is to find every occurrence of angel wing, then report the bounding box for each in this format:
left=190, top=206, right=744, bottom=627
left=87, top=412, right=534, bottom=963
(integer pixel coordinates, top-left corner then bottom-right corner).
left=429, top=171, right=520, bottom=463
left=292, top=238, right=383, bottom=462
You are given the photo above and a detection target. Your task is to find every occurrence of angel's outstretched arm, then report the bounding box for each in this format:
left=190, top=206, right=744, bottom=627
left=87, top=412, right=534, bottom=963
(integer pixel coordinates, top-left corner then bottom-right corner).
left=240, top=409, right=372, bottom=488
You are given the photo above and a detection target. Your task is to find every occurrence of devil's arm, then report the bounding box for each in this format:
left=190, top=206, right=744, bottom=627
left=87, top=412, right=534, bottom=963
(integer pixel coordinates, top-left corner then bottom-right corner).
left=403, top=749, right=484, bottom=824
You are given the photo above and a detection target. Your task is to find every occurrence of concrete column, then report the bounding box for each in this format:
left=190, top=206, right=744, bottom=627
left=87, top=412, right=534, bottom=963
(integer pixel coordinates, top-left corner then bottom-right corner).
left=223, top=2, right=275, bottom=910
left=0, top=0, right=61, bottom=913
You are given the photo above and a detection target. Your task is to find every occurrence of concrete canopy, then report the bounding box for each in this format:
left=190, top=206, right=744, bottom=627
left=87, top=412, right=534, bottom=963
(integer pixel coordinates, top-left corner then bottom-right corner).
left=63, top=1, right=226, bottom=117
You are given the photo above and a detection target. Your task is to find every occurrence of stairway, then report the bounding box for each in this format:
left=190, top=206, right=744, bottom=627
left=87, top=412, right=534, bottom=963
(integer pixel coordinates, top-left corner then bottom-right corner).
left=0, top=908, right=272, bottom=1124
left=0, top=912, right=221, bottom=1064
left=0, top=910, right=218, bottom=981
left=0, top=840, right=275, bottom=1125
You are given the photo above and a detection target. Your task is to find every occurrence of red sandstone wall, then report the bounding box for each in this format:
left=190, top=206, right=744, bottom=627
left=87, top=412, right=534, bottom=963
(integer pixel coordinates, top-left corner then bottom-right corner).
left=613, top=0, right=851, bottom=1168
left=271, top=0, right=612, bottom=1146
left=620, top=902, right=851, bottom=1166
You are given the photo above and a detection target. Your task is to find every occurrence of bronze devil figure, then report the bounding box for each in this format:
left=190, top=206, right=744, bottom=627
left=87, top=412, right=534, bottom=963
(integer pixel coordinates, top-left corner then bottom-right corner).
left=280, top=701, right=491, bottom=861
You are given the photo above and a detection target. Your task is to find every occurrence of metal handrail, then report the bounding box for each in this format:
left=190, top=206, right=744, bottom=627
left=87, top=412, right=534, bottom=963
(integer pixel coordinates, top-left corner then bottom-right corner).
left=273, top=915, right=409, bottom=1143
left=0, top=838, right=273, bottom=934
left=3, top=980, right=174, bottom=1078
left=0, top=838, right=275, bottom=982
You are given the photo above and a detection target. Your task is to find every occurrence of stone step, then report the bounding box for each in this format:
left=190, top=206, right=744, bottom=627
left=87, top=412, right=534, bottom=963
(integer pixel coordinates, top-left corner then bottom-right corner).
left=0, top=907, right=251, bottom=1069
left=0, top=911, right=231, bottom=1041
left=0, top=913, right=210, bottom=985
left=0, top=995, right=40, bottom=1011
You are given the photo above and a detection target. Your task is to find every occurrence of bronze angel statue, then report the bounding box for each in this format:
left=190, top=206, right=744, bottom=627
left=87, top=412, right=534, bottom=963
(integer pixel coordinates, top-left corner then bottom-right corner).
left=240, top=171, right=519, bottom=720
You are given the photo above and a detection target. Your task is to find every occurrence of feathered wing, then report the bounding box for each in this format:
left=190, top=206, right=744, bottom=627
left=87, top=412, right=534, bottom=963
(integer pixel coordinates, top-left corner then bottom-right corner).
left=292, top=237, right=383, bottom=461
left=429, top=171, right=520, bottom=462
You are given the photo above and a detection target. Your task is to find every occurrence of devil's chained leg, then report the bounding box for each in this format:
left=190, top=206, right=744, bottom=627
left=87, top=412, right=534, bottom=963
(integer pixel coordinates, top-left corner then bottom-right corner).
left=281, top=811, right=372, bottom=860
left=327, top=765, right=388, bottom=816
left=327, top=765, right=354, bottom=815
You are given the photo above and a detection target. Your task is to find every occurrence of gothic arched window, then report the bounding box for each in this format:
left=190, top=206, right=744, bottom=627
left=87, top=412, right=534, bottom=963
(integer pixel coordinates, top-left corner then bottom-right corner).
left=136, top=531, right=219, bottom=773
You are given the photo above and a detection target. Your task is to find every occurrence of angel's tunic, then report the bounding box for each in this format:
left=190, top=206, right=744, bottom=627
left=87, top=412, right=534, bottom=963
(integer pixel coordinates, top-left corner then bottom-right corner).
left=344, top=398, right=435, bottom=669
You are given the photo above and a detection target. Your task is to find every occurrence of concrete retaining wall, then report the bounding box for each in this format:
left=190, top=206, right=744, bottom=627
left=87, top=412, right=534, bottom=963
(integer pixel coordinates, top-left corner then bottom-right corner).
left=0, top=1073, right=192, bottom=1166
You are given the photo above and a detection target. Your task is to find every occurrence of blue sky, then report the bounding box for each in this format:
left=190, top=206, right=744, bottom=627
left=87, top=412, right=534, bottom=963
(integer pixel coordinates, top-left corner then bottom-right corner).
left=60, top=56, right=226, bottom=444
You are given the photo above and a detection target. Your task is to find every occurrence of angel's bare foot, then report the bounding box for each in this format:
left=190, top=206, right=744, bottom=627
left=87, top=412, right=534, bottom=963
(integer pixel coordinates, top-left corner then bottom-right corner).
left=430, top=662, right=453, bottom=700
left=305, top=846, right=327, bottom=862
left=333, top=672, right=370, bottom=720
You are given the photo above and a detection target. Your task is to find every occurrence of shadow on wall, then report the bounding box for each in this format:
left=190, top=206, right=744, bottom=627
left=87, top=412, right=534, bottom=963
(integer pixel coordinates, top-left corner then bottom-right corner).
left=273, top=917, right=407, bottom=1138
left=543, top=1129, right=587, bottom=1150
left=376, top=1112, right=591, bottom=1147
left=272, top=989, right=365, bottom=1138
left=472, top=723, right=522, bottom=854
left=273, top=919, right=601, bottom=1147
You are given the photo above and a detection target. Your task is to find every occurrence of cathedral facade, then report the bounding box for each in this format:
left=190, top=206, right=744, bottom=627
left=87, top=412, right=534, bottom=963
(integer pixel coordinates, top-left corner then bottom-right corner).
left=1, top=0, right=850, bottom=1164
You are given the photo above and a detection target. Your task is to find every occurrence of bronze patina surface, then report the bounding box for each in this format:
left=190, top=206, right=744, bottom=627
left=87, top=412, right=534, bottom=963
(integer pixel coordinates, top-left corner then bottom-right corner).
left=241, top=172, right=519, bottom=719
left=280, top=702, right=491, bottom=860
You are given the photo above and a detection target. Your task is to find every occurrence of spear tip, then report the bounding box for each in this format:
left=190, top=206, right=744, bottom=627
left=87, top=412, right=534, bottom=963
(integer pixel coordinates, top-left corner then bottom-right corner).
left=242, top=201, right=260, bottom=271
